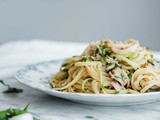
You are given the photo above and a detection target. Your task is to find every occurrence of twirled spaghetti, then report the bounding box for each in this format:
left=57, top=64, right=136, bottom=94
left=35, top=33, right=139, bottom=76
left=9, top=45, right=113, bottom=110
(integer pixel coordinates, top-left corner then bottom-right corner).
left=50, top=39, right=160, bottom=94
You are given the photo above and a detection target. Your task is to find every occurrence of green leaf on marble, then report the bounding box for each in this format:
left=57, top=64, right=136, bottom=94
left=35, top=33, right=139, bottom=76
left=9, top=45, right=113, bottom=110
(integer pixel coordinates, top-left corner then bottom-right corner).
left=0, top=104, right=39, bottom=120
left=0, top=80, right=23, bottom=93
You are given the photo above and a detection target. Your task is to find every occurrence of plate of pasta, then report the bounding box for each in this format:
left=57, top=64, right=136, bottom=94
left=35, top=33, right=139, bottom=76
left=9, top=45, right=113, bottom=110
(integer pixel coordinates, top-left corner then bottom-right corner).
left=15, top=39, right=160, bottom=106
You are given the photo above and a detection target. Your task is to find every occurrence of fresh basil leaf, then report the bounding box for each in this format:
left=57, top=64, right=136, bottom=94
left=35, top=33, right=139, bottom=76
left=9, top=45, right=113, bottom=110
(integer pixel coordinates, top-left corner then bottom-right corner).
left=0, top=104, right=39, bottom=120
left=0, top=110, right=8, bottom=120
left=23, top=104, right=29, bottom=112
left=10, top=109, right=26, bottom=116
left=98, top=45, right=104, bottom=55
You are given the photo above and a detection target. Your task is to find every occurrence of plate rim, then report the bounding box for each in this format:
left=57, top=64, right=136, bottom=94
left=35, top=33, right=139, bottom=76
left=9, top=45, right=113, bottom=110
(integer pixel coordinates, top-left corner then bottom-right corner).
left=14, top=59, right=160, bottom=98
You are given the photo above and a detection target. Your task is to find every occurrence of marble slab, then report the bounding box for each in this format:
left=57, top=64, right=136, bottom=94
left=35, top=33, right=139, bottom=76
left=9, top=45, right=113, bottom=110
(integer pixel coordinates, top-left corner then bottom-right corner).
left=0, top=40, right=160, bottom=120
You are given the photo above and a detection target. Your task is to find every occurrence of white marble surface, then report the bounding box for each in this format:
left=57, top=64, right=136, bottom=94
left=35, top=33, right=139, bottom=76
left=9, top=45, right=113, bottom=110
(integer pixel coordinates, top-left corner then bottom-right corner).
left=0, top=40, right=160, bottom=120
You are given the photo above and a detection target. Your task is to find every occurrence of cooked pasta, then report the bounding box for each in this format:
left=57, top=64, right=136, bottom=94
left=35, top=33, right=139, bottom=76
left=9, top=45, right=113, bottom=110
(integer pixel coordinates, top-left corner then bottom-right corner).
left=50, top=39, right=160, bottom=94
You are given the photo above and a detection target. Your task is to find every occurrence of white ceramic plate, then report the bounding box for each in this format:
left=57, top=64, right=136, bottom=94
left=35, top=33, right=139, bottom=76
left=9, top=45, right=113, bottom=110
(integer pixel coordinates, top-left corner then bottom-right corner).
left=15, top=59, right=160, bottom=106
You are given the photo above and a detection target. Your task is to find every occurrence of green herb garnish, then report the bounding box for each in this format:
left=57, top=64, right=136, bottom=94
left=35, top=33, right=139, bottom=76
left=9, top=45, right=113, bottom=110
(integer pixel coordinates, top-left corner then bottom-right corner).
left=59, top=74, right=68, bottom=80
left=88, top=79, right=93, bottom=82
left=82, top=56, right=89, bottom=62
left=84, top=88, right=88, bottom=91
left=61, top=63, right=68, bottom=67
left=105, top=86, right=110, bottom=89
left=128, top=73, right=132, bottom=79
left=128, top=52, right=134, bottom=60
left=121, top=73, right=127, bottom=81
left=105, top=50, right=112, bottom=56
left=0, top=80, right=23, bottom=93
left=0, top=104, right=39, bottom=120
left=60, top=63, right=68, bottom=71
left=100, top=84, right=105, bottom=89
left=98, top=45, right=105, bottom=55
left=62, top=69, right=68, bottom=72
left=115, top=76, right=120, bottom=79
left=111, top=64, right=119, bottom=70
left=100, top=58, right=105, bottom=63
left=4, top=88, right=23, bottom=93
left=115, top=91, right=119, bottom=94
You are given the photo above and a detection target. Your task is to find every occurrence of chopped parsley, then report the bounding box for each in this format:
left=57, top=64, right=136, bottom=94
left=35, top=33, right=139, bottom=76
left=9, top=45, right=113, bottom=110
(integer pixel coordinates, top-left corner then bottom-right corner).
left=61, top=63, right=68, bottom=67
left=115, top=76, right=120, bottom=79
left=156, top=60, right=160, bottom=63
left=98, top=45, right=105, bottom=55
left=115, top=91, right=119, bottom=94
left=121, top=73, right=127, bottom=81
left=100, top=84, right=109, bottom=89
left=60, top=62, right=68, bottom=71
left=59, top=74, right=68, bottom=80
left=96, top=45, right=113, bottom=63
left=128, top=52, right=134, bottom=60
left=128, top=73, right=132, bottom=79
left=88, top=79, right=93, bottom=82
left=105, top=86, right=110, bottom=89
left=82, top=56, right=89, bottom=62
left=105, top=50, right=112, bottom=56
left=113, top=56, right=116, bottom=59
left=84, top=88, right=88, bottom=91
left=98, top=45, right=112, bottom=56
left=100, top=84, right=105, bottom=89
left=0, top=80, right=23, bottom=93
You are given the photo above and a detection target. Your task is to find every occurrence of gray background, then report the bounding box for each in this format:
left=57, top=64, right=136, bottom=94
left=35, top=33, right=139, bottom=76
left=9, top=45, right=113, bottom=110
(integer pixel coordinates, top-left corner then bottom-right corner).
left=0, top=0, right=160, bottom=50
